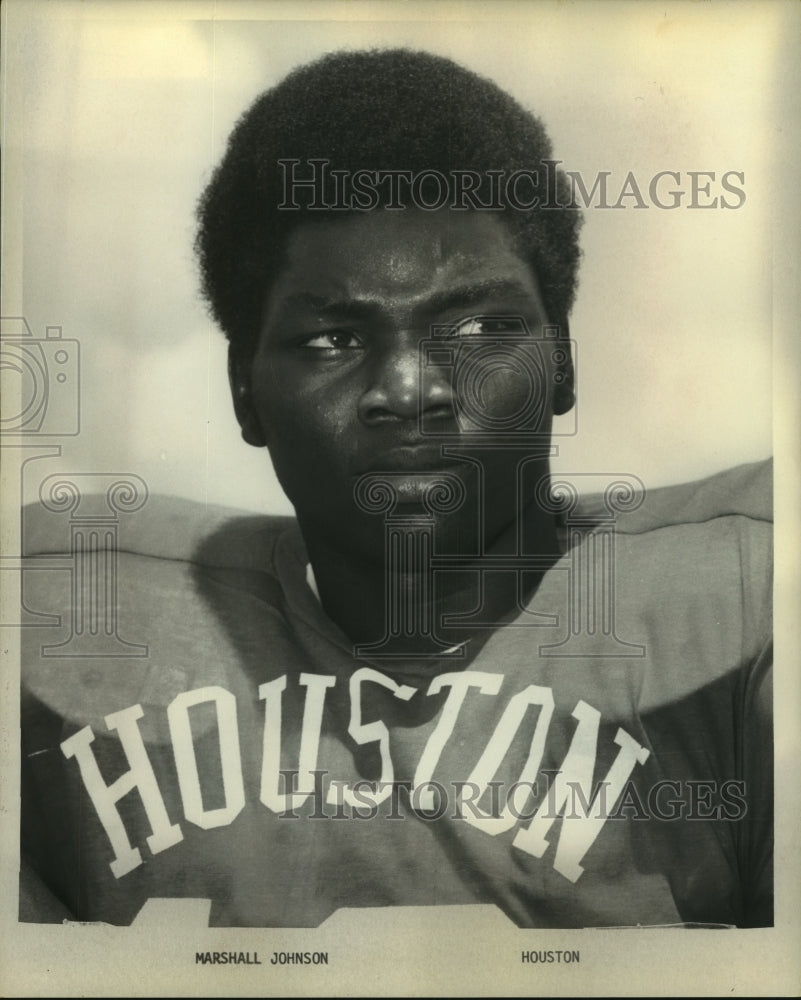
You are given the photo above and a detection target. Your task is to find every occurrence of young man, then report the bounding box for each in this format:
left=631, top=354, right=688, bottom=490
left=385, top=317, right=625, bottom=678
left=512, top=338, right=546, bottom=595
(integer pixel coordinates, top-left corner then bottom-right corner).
left=20, top=49, right=772, bottom=928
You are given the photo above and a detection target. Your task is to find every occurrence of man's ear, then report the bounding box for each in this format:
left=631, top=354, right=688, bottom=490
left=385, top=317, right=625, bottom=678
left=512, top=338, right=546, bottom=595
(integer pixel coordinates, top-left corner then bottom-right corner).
left=228, top=346, right=267, bottom=447
left=551, top=319, right=575, bottom=416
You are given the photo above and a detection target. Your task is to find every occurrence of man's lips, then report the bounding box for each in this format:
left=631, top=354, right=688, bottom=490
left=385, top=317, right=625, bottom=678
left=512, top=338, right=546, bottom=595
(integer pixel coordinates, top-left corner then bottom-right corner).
left=355, top=443, right=475, bottom=474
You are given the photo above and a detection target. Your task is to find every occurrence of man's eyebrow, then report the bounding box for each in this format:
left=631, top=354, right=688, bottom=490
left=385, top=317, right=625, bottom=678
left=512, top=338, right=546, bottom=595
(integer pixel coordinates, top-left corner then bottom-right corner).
left=419, top=279, right=538, bottom=316
left=278, top=280, right=538, bottom=318
left=278, top=292, right=378, bottom=318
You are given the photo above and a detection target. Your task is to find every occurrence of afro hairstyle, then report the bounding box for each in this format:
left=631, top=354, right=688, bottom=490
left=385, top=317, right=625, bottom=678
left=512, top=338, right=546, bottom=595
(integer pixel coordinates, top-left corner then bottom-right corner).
left=196, top=48, right=583, bottom=355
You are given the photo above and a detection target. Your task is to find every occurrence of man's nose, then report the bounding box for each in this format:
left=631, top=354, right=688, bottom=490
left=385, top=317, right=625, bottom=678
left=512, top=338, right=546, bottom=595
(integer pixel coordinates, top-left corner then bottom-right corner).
left=358, top=335, right=453, bottom=425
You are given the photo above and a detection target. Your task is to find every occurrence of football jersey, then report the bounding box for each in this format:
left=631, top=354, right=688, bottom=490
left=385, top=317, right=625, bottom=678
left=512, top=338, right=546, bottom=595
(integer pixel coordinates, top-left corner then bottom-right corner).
left=19, top=459, right=773, bottom=928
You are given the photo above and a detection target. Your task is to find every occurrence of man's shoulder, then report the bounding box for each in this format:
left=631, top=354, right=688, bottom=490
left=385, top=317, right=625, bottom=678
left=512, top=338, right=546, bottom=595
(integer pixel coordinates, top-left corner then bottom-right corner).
left=19, top=496, right=299, bottom=728
left=560, top=459, right=773, bottom=647
left=21, top=492, right=297, bottom=571
left=575, top=457, right=772, bottom=537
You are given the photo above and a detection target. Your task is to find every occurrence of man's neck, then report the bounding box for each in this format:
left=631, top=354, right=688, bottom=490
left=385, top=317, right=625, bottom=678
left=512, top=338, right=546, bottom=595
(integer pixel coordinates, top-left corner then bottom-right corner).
left=301, top=500, right=563, bottom=664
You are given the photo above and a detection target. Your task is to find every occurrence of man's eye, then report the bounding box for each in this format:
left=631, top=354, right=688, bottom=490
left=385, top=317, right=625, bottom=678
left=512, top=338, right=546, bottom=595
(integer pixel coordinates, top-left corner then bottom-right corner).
left=300, top=330, right=364, bottom=350
left=449, top=316, right=525, bottom=337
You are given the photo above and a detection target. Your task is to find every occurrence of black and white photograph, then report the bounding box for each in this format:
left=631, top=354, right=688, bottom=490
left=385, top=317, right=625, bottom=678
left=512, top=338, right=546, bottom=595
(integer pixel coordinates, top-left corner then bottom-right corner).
left=1, top=0, right=799, bottom=995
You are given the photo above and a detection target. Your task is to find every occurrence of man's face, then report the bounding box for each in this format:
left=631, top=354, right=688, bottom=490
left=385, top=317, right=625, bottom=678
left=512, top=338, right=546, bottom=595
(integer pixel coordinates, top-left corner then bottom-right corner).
left=234, top=208, right=569, bottom=554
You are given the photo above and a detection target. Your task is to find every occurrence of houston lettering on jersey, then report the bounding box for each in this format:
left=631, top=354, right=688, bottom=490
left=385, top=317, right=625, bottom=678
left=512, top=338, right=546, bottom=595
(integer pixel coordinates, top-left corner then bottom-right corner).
left=60, top=669, right=650, bottom=884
